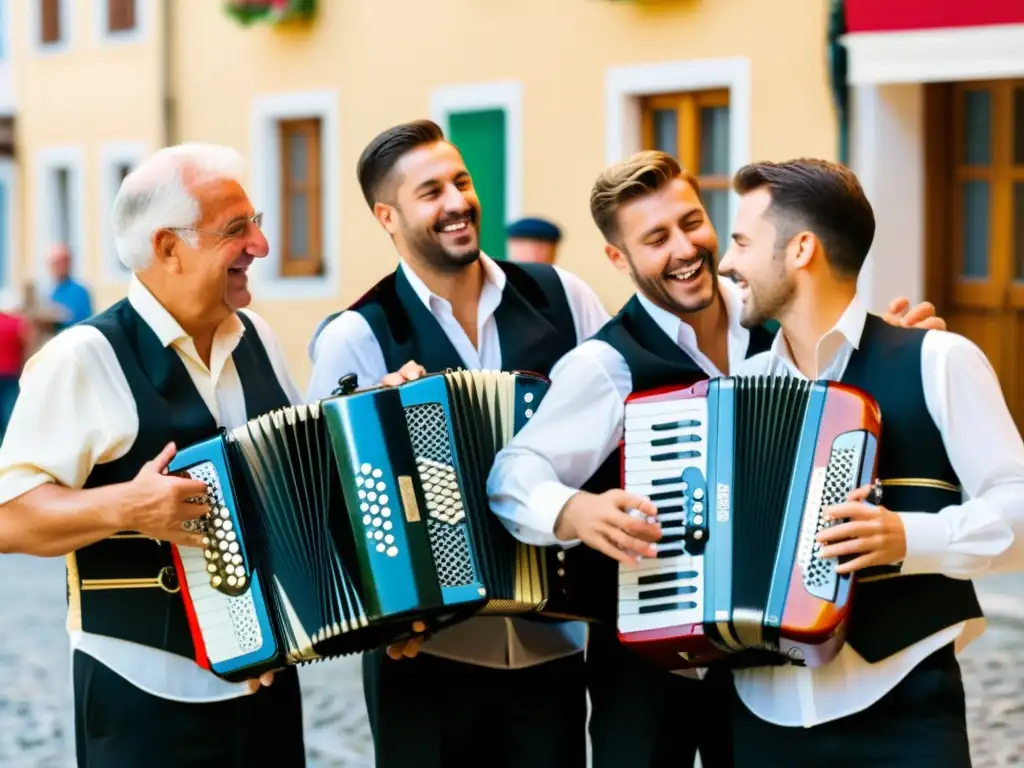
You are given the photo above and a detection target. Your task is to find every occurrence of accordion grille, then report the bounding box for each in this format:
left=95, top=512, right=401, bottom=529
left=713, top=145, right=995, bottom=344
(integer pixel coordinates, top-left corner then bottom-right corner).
left=800, top=445, right=858, bottom=594
left=405, top=403, right=476, bottom=588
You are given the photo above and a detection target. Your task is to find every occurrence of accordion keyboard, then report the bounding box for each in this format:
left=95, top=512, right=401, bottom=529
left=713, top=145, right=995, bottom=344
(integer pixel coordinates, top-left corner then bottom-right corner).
left=176, top=461, right=265, bottom=666
left=619, top=397, right=708, bottom=635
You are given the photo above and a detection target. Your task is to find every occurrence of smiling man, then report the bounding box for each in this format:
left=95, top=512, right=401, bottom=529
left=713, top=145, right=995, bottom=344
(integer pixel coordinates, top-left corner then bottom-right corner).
left=0, top=144, right=305, bottom=766
left=486, top=150, right=949, bottom=768
left=307, top=119, right=610, bottom=768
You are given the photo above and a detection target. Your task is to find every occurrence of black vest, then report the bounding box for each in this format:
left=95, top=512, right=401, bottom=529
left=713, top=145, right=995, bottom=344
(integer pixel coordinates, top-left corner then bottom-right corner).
left=72, top=300, right=291, bottom=660
left=577, top=295, right=775, bottom=621
left=324, top=261, right=578, bottom=381
left=840, top=314, right=982, bottom=662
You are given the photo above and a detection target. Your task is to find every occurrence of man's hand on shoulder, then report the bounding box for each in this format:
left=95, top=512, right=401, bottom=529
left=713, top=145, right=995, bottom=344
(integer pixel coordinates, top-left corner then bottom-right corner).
left=883, top=297, right=947, bottom=331
left=554, top=489, right=661, bottom=566
left=379, top=360, right=427, bottom=387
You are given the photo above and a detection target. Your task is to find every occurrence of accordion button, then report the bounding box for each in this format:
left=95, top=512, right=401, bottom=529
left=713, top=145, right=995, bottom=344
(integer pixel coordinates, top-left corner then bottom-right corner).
left=228, top=542, right=239, bottom=554
left=219, top=541, right=228, bottom=551
left=362, top=515, right=372, bottom=525
left=219, top=506, right=229, bottom=519
left=376, top=482, right=386, bottom=492
left=227, top=576, right=238, bottom=587
left=368, top=492, right=377, bottom=502
left=366, top=531, right=374, bottom=539
left=693, top=489, right=704, bottom=500
left=206, top=563, right=216, bottom=574
left=525, top=409, right=534, bottom=418
left=373, top=518, right=382, bottom=527
left=524, top=392, right=534, bottom=403
left=376, top=543, right=386, bottom=553
left=379, top=494, right=389, bottom=505
left=385, top=534, right=394, bottom=544
left=693, top=516, right=703, bottom=525
left=361, top=463, right=371, bottom=474
left=383, top=521, right=393, bottom=530
left=237, top=576, right=247, bottom=587
left=211, top=575, right=222, bottom=588
left=360, top=503, right=369, bottom=512
left=204, top=550, right=213, bottom=560
left=222, top=520, right=233, bottom=531
left=373, top=468, right=383, bottom=478
left=381, top=508, right=391, bottom=518
left=226, top=532, right=237, bottom=542
left=232, top=554, right=242, bottom=565
left=374, top=531, right=384, bottom=541
left=386, top=546, right=398, bottom=557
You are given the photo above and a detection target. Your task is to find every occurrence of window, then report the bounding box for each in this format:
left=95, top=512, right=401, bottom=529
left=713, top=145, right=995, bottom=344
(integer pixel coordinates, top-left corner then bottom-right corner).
left=278, top=118, right=323, bottom=277
left=99, top=142, right=146, bottom=281
left=107, top=0, right=135, bottom=33
left=35, top=146, right=85, bottom=285
left=430, top=82, right=523, bottom=264
left=40, top=0, right=61, bottom=44
left=641, top=90, right=732, bottom=243
left=447, top=109, right=507, bottom=260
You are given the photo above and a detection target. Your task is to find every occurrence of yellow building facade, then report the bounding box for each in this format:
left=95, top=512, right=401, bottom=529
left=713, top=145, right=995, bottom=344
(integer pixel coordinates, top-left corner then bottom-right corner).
left=10, top=0, right=843, bottom=390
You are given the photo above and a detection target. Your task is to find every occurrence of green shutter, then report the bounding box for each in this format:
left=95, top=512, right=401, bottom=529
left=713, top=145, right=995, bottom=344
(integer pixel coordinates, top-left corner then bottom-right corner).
left=447, top=109, right=507, bottom=260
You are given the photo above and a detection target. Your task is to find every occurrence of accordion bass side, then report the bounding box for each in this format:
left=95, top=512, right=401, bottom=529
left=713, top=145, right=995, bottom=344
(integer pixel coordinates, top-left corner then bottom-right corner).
left=167, top=369, right=593, bottom=682
left=618, top=375, right=882, bottom=671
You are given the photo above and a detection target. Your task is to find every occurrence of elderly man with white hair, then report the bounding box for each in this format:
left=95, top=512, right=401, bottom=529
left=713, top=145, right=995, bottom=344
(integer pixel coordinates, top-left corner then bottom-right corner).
left=0, top=143, right=306, bottom=766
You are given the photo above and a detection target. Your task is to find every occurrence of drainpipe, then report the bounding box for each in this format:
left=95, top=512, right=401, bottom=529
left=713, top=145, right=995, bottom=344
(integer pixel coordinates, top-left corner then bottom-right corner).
left=828, top=0, right=850, bottom=165
left=160, top=0, right=176, bottom=147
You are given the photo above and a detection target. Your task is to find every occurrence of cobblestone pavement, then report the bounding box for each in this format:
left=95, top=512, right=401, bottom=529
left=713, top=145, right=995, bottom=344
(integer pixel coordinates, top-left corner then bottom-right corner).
left=1, top=553, right=1021, bottom=767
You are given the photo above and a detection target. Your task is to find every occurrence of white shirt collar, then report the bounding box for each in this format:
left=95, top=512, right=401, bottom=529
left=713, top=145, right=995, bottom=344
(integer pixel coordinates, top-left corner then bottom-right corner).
left=634, top=277, right=752, bottom=375
left=770, top=294, right=867, bottom=377
left=126, top=274, right=245, bottom=357
left=398, top=252, right=506, bottom=314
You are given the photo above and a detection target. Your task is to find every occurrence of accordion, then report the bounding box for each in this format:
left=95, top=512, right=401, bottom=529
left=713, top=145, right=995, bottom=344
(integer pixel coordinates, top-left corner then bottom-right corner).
left=617, top=375, right=882, bottom=671
left=167, top=369, right=596, bottom=683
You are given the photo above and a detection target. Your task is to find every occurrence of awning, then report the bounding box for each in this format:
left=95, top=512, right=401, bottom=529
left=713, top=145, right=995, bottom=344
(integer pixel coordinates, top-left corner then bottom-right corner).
left=841, top=0, right=1024, bottom=85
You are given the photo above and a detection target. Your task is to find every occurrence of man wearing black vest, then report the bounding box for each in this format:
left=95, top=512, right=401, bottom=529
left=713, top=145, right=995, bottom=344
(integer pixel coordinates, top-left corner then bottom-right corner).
left=0, top=144, right=306, bottom=766
left=306, top=120, right=610, bottom=768
left=486, top=150, right=946, bottom=768
left=716, top=158, right=1024, bottom=766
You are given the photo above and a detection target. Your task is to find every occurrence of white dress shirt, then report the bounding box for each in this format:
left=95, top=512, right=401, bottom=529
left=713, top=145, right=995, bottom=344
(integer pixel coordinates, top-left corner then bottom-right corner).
left=730, top=296, right=1024, bottom=727
left=487, top=281, right=751, bottom=548
left=307, top=254, right=611, bottom=669
left=0, top=276, right=302, bottom=703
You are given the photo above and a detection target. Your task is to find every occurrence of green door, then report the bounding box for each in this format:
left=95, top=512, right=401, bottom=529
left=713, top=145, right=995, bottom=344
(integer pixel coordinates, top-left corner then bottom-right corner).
left=447, top=109, right=507, bottom=261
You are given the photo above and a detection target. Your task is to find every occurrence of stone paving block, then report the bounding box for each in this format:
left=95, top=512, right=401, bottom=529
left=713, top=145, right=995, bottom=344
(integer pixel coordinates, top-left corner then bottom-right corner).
left=1, top=554, right=1021, bottom=767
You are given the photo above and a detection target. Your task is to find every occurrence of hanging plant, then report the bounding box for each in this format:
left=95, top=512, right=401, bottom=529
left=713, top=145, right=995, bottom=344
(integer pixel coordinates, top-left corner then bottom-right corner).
left=223, top=0, right=316, bottom=26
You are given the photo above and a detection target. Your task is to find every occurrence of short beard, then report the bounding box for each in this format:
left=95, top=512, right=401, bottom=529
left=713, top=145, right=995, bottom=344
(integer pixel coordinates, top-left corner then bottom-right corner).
left=627, top=245, right=719, bottom=315
left=400, top=217, right=480, bottom=274
left=739, top=248, right=795, bottom=328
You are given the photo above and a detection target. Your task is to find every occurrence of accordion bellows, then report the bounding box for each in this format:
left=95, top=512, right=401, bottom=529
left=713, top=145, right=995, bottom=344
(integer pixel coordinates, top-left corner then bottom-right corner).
left=168, top=369, right=596, bottom=682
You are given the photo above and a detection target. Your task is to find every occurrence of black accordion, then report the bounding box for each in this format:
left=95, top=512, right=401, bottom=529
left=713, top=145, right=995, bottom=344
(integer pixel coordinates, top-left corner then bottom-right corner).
left=167, top=369, right=596, bottom=682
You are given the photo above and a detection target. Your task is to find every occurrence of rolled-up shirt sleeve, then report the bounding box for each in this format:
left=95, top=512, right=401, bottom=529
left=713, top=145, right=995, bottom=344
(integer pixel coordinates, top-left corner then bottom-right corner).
left=487, top=340, right=632, bottom=546
left=0, top=327, right=137, bottom=504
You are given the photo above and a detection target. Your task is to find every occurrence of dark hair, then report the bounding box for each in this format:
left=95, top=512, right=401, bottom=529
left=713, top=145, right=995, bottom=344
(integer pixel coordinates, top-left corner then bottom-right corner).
left=589, top=150, right=700, bottom=245
left=732, top=158, right=875, bottom=278
left=356, top=119, right=446, bottom=208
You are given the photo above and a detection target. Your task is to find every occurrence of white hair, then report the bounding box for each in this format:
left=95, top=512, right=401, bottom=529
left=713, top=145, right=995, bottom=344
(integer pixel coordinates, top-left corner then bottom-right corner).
left=112, top=142, right=248, bottom=271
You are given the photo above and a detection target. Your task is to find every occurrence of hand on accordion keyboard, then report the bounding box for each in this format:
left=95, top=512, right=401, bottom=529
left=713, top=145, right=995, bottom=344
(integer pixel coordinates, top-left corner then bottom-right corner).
left=379, top=360, right=427, bottom=387
left=385, top=621, right=429, bottom=660
left=816, top=484, right=907, bottom=575
left=554, top=489, right=662, bottom=567
left=120, top=442, right=209, bottom=548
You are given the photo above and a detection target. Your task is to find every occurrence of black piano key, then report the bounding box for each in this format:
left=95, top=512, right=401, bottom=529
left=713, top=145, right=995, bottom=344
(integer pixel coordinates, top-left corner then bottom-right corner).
left=638, top=570, right=698, bottom=585
left=651, top=434, right=702, bottom=447
left=651, top=420, right=702, bottom=431
left=651, top=450, right=702, bottom=462
left=651, top=476, right=683, bottom=486
left=639, top=585, right=698, bottom=600
left=655, top=547, right=684, bottom=559
left=659, top=533, right=687, bottom=545
left=639, top=600, right=698, bottom=614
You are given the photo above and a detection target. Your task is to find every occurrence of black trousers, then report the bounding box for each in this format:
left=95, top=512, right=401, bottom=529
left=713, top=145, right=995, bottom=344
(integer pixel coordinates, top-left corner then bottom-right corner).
left=729, top=643, right=972, bottom=768
left=363, top=647, right=588, bottom=768
left=73, top=650, right=306, bottom=767
left=586, top=625, right=734, bottom=768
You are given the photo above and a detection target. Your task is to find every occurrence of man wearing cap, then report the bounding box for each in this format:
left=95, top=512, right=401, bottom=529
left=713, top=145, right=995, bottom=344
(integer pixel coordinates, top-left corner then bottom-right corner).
left=507, top=216, right=561, bottom=265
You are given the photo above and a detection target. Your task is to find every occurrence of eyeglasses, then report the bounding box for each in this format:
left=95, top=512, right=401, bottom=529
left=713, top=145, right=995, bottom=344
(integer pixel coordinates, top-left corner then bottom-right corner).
left=171, top=212, right=264, bottom=241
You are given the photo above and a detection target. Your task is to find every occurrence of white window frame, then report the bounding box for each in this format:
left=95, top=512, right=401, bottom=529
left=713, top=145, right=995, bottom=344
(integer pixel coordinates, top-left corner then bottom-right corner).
left=605, top=58, right=752, bottom=233
left=249, top=88, right=340, bottom=300
left=34, top=145, right=86, bottom=287
left=0, top=158, right=17, bottom=291
left=31, top=0, right=73, bottom=56
left=429, top=80, right=524, bottom=229
left=99, top=141, right=148, bottom=284
left=94, top=0, right=150, bottom=46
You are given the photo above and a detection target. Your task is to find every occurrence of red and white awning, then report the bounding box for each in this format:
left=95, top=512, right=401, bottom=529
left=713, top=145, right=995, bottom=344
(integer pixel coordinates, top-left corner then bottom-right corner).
left=842, top=0, right=1024, bottom=84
